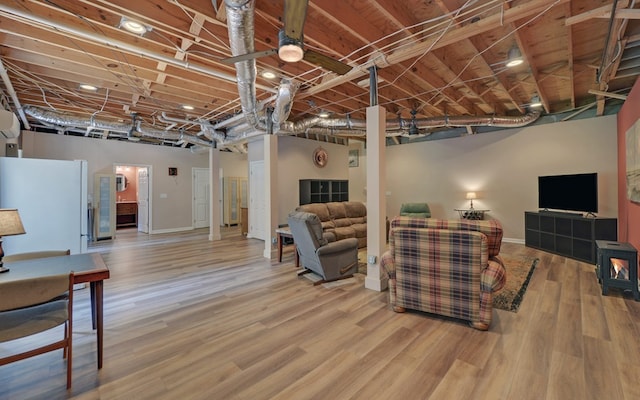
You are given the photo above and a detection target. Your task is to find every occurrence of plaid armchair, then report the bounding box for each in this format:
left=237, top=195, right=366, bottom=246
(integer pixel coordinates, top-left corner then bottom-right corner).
left=381, top=217, right=506, bottom=330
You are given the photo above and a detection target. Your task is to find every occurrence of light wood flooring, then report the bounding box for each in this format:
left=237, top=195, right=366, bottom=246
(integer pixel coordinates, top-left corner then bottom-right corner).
left=1, top=227, right=640, bottom=400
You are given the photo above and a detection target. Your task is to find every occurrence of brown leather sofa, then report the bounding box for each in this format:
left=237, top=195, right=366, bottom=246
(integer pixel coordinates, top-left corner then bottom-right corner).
left=296, top=201, right=367, bottom=248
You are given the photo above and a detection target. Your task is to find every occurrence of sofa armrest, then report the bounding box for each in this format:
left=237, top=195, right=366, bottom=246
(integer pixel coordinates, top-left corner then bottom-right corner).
left=316, top=238, right=359, bottom=278
left=316, top=237, right=358, bottom=256
left=483, top=256, right=506, bottom=293
left=381, top=250, right=398, bottom=308
left=380, top=250, right=396, bottom=279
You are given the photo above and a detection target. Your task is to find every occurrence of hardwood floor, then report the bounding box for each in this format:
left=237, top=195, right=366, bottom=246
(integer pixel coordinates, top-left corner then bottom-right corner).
left=1, top=228, right=640, bottom=399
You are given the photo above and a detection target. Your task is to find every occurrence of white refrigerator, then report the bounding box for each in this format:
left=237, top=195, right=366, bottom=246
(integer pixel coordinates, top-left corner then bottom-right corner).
left=0, top=157, right=88, bottom=254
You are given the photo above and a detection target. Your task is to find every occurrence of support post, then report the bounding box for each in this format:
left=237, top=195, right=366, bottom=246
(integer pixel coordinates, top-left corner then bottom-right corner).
left=365, top=105, right=387, bottom=291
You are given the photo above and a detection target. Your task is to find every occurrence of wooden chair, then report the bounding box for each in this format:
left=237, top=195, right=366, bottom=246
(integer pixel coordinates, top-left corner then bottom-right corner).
left=2, top=249, right=71, bottom=263
left=3, top=250, right=77, bottom=295
left=0, top=272, right=75, bottom=389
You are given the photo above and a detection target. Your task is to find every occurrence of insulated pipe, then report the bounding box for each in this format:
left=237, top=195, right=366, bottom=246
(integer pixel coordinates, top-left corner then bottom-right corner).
left=0, top=3, right=276, bottom=95
left=24, top=105, right=215, bottom=146
left=224, top=0, right=263, bottom=129
left=158, top=112, right=222, bottom=140
left=270, top=79, right=298, bottom=133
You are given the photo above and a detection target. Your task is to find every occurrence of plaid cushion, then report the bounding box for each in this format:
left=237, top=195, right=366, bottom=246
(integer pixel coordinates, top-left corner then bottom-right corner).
left=390, top=216, right=503, bottom=257
left=393, top=228, right=484, bottom=322
left=381, top=216, right=507, bottom=327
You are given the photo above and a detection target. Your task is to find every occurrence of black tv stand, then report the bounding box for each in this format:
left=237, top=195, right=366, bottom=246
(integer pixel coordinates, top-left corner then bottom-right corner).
left=525, top=211, right=617, bottom=264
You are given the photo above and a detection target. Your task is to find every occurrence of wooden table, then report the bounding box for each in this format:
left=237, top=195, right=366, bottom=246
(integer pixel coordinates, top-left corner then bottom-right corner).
left=0, top=253, right=110, bottom=369
left=275, top=227, right=299, bottom=268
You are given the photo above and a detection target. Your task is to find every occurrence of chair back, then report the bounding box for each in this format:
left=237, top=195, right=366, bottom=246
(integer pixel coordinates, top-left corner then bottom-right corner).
left=390, top=216, right=503, bottom=256
left=0, top=272, right=74, bottom=388
left=287, top=211, right=328, bottom=270
left=0, top=273, right=71, bottom=312
left=3, top=249, right=70, bottom=263
left=399, top=203, right=431, bottom=218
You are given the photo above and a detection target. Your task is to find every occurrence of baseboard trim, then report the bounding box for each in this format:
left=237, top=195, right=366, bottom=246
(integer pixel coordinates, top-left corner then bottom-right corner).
left=150, top=226, right=195, bottom=235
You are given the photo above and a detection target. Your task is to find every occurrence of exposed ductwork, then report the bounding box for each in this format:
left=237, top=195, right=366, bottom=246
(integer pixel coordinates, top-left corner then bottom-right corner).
left=20, top=0, right=542, bottom=149
left=224, top=0, right=263, bottom=131
left=23, top=106, right=213, bottom=147
left=220, top=0, right=541, bottom=144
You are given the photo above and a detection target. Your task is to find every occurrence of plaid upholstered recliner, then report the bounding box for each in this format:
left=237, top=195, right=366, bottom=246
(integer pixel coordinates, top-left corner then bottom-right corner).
left=381, top=216, right=506, bottom=331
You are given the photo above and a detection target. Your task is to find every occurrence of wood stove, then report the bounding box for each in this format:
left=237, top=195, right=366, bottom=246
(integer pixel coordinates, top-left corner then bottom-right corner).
left=595, top=241, right=639, bottom=301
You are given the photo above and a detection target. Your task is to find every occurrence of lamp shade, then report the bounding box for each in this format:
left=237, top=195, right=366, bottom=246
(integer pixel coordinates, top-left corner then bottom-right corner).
left=466, top=192, right=477, bottom=200
left=0, top=209, right=26, bottom=236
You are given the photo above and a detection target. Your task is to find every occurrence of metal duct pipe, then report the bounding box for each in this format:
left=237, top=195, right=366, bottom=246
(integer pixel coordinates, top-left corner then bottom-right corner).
left=24, top=106, right=132, bottom=133
left=275, top=111, right=541, bottom=136
left=0, top=3, right=276, bottom=94
left=135, top=122, right=212, bottom=147
left=24, top=106, right=214, bottom=147
left=158, top=112, right=224, bottom=140
left=218, top=0, right=542, bottom=146
left=224, top=0, right=263, bottom=129
left=271, top=79, right=298, bottom=133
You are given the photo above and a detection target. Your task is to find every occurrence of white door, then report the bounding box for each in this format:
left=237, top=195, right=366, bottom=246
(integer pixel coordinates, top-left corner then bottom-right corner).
left=137, top=167, right=149, bottom=233
left=94, top=174, right=116, bottom=240
left=0, top=158, right=88, bottom=254
left=249, top=160, right=265, bottom=240
left=193, top=168, right=209, bottom=228
left=219, top=168, right=224, bottom=226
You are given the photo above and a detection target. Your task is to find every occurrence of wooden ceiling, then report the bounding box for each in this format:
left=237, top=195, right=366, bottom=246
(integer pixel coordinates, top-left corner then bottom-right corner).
left=0, top=0, right=638, bottom=148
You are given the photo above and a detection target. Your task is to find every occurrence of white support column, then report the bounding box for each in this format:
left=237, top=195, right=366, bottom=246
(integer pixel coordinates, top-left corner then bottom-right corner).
left=263, top=135, right=279, bottom=259
left=365, top=105, right=388, bottom=291
left=209, top=146, right=221, bottom=241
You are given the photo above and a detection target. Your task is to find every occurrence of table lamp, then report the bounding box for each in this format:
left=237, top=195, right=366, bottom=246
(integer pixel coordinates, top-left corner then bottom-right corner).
left=466, top=192, right=476, bottom=209
left=0, top=208, right=26, bottom=273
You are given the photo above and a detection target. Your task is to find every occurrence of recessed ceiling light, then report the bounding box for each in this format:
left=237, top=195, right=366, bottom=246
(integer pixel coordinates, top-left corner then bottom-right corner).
left=182, top=105, right=194, bottom=111
left=119, top=17, right=150, bottom=35
left=261, top=70, right=276, bottom=79
left=79, top=84, right=98, bottom=91
left=529, top=95, right=542, bottom=108
left=506, top=45, right=523, bottom=68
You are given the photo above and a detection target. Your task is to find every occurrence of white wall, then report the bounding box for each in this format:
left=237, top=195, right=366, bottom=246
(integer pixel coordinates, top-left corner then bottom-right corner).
left=18, top=131, right=209, bottom=232
left=2, top=114, right=617, bottom=241
left=376, top=115, right=618, bottom=241
left=348, top=141, right=367, bottom=203
left=276, top=135, right=349, bottom=226
left=219, top=151, right=248, bottom=177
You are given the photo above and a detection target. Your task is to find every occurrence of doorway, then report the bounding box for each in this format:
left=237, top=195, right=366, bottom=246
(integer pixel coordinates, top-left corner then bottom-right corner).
left=114, top=164, right=151, bottom=233
left=193, top=167, right=209, bottom=228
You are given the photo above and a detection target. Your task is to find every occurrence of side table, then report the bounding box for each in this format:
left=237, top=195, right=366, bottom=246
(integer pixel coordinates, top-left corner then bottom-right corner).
left=275, top=227, right=299, bottom=268
left=595, top=240, right=639, bottom=301
left=455, top=209, right=489, bottom=220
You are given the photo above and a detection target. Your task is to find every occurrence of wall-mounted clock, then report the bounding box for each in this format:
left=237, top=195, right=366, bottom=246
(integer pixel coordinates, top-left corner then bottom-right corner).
left=313, top=147, right=328, bottom=168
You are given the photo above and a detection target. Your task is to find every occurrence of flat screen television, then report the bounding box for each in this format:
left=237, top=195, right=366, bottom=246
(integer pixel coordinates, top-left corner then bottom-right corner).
left=538, top=173, right=598, bottom=213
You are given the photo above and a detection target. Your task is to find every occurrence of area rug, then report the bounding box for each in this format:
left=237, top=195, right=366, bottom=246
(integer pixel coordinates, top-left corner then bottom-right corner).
left=493, top=255, right=538, bottom=312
